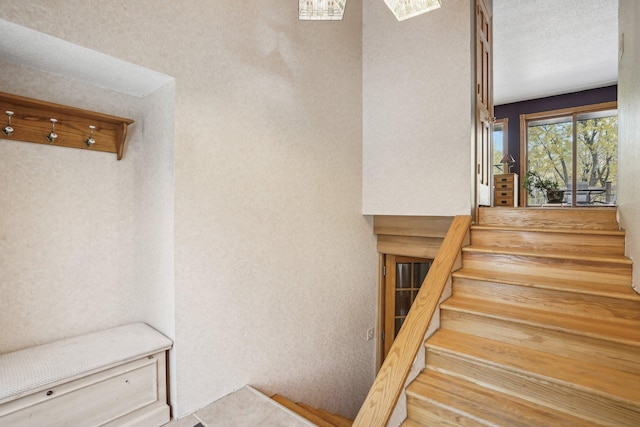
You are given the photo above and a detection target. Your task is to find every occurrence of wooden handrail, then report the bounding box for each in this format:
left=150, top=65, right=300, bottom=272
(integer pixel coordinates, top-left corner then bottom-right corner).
left=353, top=215, right=472, bottom=427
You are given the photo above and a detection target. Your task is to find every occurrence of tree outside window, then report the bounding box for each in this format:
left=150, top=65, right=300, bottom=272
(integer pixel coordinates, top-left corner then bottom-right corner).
left=524, top=106, right=617, bottom=206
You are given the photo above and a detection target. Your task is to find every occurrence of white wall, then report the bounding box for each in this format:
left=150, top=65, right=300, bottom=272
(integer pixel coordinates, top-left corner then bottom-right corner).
left=618, top=0, right=640, bottom=293
left=0, top=61, right=174, bottom=349
left=363, top=0, right=473, bottom=216
left=0, top=0, right=377, bottom=418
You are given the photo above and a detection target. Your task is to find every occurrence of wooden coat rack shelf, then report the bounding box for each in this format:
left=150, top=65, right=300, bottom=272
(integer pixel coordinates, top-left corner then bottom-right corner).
left=0, top=92, right=134, bottom=160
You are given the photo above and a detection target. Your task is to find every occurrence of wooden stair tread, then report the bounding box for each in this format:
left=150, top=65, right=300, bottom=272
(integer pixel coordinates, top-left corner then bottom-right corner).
left=440, top=308, right=640, bottom=375
left=452, top=279, right=640, bottom=321
left=470, top=226, right=626, bottom=256
left=477, top=207, right=619, bottom=230
left=400, top=419, right=422, bottom=427
left=396, top=207, right=640, bottom=427
left=425, top=330, right=640, bottom=405
left=441, top=295, right=640, bottom=346
left=296, top=402, right=352, bottom=427
left=472, top=224, right=626, bottom=236
left=271, top=394, right=335, bottom=427
left=408, top=370, right=603, bottom=427
left=452, top=268, right=640, bottom=300
left=453, top=277, right=640, bottom=322
left=463, top=245, right=632, bottom=264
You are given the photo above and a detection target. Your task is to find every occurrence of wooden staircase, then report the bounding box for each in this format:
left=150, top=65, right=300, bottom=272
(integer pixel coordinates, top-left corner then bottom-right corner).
left=402, top=207, right=640, bottom=426
left=272, top=394, right=353, bottom=427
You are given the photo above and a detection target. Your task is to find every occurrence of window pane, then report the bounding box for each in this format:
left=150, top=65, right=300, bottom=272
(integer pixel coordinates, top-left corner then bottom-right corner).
left=413, top=262, right=431, bottom=289
left=576, top=114, right=617, bottom=206
left=396, top=263, right=411, bottom=288
left=395, top=318, right=404, bottom=337
left=527, top=118, right=573, bottom=206
left=395, top=291, right=411, bottom=317
left=493, top=124, right=505, bottom=175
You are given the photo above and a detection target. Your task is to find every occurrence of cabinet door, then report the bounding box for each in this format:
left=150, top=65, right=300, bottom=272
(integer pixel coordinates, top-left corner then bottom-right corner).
left=383, top=255, right=433, bottom=360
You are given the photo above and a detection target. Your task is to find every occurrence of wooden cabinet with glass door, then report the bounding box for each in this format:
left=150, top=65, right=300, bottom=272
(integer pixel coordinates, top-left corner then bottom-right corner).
left=383, top=255, right=433, bottom=359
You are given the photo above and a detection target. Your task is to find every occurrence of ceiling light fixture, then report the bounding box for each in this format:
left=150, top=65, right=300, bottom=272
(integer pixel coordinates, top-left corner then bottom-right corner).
left=299, top=0, right=346, bottom=21
left=385, top=0, right=442, bottom=21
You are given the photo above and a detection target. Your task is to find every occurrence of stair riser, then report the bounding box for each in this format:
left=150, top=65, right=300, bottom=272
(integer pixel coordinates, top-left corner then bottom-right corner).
left=440, top=309, right=640, bottom=375
left=452, top=270, right=640, bottom=299
left=406, top=395, right=487, bottom=427
left=452, top=278, right=640, bottom=321
left=425, top=351, right=640, bottom=426
left=408, top=372, right=602, bottom=427
left=477, top=208, right=619, bottom=230
left=470, top=229, right=625, bottom=255
left=462, top=253, right=631, bottom=285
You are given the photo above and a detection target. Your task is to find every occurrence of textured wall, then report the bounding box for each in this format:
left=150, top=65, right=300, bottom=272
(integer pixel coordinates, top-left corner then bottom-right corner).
left=618, top=0, right=640, bottom=293
left=0, top=61, right=175, bottom=353
left=0, top=0, right=377, bottom=418
left=362, top=0, right=473, bottom=215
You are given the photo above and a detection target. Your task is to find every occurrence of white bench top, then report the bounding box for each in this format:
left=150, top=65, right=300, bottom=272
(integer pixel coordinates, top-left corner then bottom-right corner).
left=0, top=323, right=172, bottom=403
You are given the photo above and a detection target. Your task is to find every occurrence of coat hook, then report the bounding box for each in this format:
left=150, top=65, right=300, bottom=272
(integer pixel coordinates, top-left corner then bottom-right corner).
left=85, top=125, right=96, bottom=147
left=47, top=118, right=58, bottom=142
left=3, top=111, right=14, bottom=136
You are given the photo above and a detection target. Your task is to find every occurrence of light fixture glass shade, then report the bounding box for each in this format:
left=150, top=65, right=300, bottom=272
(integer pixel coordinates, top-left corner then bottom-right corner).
left=385, top=0, right=442, bottom=21
left=299, top=0, right=346, bottom=20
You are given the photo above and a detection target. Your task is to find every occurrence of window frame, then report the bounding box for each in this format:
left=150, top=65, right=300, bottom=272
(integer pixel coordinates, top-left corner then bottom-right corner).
left=519, top=101, right=618, bottom=207
left=493, top=118, right=509, bottom=175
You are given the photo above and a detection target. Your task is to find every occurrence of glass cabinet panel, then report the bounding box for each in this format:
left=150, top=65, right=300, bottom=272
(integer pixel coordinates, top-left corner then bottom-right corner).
left=393, top=258, right=432, bottom=335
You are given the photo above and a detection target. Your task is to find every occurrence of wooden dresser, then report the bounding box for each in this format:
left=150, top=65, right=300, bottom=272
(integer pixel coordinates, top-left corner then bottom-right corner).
left=494, top=173, right=519, bottom=206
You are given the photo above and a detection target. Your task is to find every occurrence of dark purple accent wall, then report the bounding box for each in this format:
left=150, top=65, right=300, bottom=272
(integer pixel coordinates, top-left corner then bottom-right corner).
left=495, top=85, right=618, bottom=176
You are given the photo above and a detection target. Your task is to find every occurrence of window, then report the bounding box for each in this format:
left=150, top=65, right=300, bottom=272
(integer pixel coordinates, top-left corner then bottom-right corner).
left=493, top=118, right=508, bottom=175
left=521, top=102, right=618, bottom=207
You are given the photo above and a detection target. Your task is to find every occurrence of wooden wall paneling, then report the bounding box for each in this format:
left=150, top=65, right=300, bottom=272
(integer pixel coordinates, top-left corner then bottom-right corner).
left=377, top=235, right=443, bottom=259
left=374, top=216, right=454, bottom=238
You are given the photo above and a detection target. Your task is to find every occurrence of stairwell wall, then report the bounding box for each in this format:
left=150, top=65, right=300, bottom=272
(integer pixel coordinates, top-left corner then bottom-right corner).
left=618, top=0, right=640, bottom=294
left=362, top=0, right=473, bottom=216
left=0, top=0, right=378, bottom=419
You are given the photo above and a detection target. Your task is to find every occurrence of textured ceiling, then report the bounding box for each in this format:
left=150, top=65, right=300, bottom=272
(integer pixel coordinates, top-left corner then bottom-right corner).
left=493, top=0, right=619, bottom=105
left=1, top=2, right=619, bottom=104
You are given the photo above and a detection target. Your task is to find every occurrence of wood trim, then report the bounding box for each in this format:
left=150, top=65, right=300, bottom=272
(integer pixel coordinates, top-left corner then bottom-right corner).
left=377, top=235, right=443, bottom=259
left=519, top=101, right=617, bottom=122
left=0, top=91, right=134, bottom=160
left=571, top=112, right=578, bottom=207
left=354, top=215, right=472, bottom=427
left=519, top=101, right=618, bottom=208
left=376, top=253, right=386, bottom=373
left=271, top=395, right=334, bottom=427
left=519, top=114, right=527, bottom=207
left=495, top=117, right=509, bottom=155
left=384, top=255, right=397, bottom=359
left=374, top=216, right=453, bottom=239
